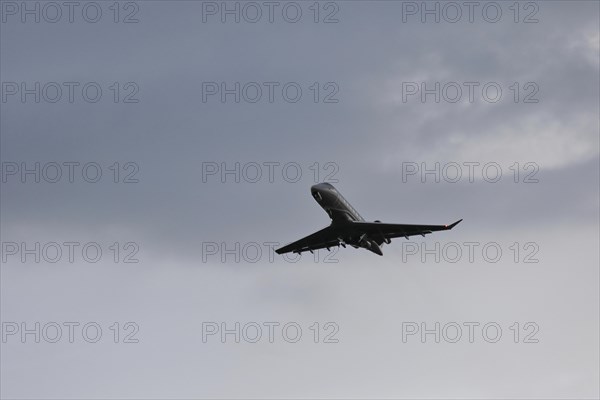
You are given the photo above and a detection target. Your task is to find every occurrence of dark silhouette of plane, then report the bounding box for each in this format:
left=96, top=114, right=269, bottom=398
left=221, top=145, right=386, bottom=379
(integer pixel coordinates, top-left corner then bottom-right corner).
left=275, top=182, right=462, bottom=256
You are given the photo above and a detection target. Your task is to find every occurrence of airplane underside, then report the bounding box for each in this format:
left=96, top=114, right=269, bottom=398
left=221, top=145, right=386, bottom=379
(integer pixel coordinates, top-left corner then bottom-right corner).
left=294, top=232, right=384, bottom=256
left=277, top=182, right=462, bottom=257
left=345, top=235, right=383, bottom=256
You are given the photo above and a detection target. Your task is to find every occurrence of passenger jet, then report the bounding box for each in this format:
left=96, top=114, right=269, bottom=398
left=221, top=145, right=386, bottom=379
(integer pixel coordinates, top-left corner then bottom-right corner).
left=275, top=182, right=462, bottom=256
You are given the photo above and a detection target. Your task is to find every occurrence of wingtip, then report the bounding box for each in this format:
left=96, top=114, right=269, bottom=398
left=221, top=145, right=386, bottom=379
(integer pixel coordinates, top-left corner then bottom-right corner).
left=446, top=218, right=462, bottom=229
left=448, top=219, right=463, bottom=229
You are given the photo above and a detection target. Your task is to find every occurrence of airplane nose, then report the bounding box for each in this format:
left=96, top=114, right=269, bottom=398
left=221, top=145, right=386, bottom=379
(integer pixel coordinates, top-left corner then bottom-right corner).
left=311, top=182, right=334, bottom=191
left=310, top=184, right=324, bottom=195
left=311, top=186, right=323, bottom=201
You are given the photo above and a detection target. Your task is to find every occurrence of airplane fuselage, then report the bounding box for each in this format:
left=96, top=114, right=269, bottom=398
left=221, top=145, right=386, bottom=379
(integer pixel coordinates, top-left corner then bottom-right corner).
left=310, top=183, right=383, bottom=255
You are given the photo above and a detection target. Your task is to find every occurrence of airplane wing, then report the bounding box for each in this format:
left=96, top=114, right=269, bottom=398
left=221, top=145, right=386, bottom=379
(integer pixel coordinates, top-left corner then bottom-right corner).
left=350, top=219, right=463, bottom=240
left=275, top=219, right=462, bottom=255
left=275, top=226, right=341, bottom=255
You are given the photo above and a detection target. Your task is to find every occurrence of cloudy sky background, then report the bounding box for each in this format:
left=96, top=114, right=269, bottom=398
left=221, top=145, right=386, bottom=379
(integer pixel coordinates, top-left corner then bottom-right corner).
left=1, top=1, right=599, bottom=398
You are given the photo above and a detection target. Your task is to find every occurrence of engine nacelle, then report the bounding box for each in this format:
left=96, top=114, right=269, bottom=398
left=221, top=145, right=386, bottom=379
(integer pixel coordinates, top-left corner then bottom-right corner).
left=358, top=233, right=368, bottom=245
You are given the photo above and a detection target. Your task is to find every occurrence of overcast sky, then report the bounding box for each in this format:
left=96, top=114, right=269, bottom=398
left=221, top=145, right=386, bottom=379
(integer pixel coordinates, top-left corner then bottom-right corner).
left=1, top=1, right=599, bottom=399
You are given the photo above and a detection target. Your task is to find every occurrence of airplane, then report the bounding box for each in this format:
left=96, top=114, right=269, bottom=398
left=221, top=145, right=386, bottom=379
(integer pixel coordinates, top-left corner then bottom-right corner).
left=275, top=182, right=462, bottom=256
